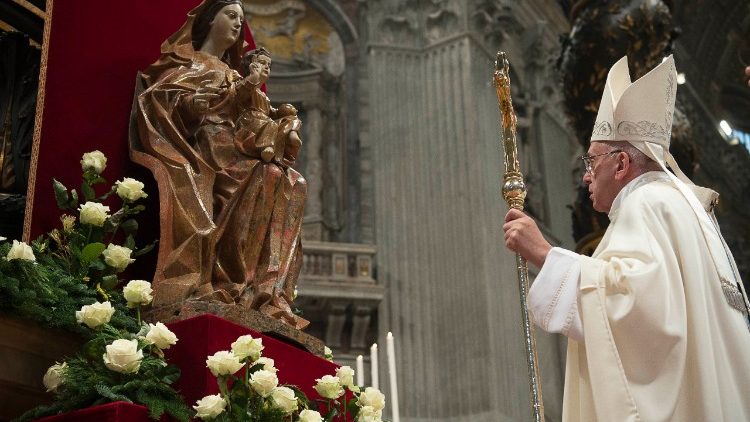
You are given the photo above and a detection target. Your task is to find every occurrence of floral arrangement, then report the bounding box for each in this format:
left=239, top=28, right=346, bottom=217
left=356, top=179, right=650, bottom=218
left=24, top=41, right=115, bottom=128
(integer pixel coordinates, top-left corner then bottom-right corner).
left=2, top=151, right=388, bottom=422
left=0, top=150, right=154, bottom=334
left=18, top=282, right=190, bottom=421
left=0, top=151, right=187, bottom=420
left=192, top=335, right=387, bottom=422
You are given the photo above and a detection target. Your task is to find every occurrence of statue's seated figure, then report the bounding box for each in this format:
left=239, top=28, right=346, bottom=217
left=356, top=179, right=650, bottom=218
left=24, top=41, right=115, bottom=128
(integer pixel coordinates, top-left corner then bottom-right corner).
left=130, top=0, right=308, bottom=329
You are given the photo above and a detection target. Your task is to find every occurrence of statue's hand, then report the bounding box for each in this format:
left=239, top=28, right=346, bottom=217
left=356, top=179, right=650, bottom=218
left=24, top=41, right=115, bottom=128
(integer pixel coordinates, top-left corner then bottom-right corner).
left=193, top=80, right=222, bottom=112
left=261, top=146, right=275, bottom=162
left=245, top=63, right=263, bottom=85
left=288, top=131, right=302, bottom=147
left=276, top=104, right=297, bottom=118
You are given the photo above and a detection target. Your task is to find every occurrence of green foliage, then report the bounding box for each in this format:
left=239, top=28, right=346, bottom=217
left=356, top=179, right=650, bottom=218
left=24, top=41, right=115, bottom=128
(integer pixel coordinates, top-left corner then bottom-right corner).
left=0, top=160, right=153, bottom=332
left=0, top=242, right=136, bottom=334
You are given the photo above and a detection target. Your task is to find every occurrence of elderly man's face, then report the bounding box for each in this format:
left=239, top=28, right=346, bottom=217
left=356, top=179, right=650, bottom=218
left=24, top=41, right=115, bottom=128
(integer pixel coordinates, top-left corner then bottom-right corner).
left=582, top=141, right=622, bottom=213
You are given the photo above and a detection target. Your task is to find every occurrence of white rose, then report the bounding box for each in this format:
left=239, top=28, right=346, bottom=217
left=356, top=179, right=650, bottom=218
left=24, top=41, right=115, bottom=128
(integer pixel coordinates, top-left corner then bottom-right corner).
left=249, top=369, right=278, bottom=397
left=6, top=240, right=35, bottom=262
left=78, top=201, right=110, bottom=227
left=75, top=301, right=115, bottom=328
left=145, top=322, right=178, bottom=350
left=102, top=244, right=134, bottom=271
left=123, top=280, right=153, bottom=307
left=298, top=409, right=323, bottom=422
left=103, top=339, right=143, bottom=374
left=0, top=236, right=6, bottom=242
left=116, top=177, right=148, bottom=202
left=231, top=335, right=264, bottom=361
left=254, top=357, right=277, bottom=373
left=324, top=346, right=333, bottom=361
left=358, top=387, right=386, bottom=411
left=81, top=150, right=107, bottom=174
left=43, top=362, right=67, bottom=392
left=357, top=405, right=383, bottom=422
left=193, top=394, right=227, bottom=420
left=270, top=386, right=297, bottom=414
left=206, top=350, right=243, bottom=376
left=336, top=365, right=355, bottom=388
left=314, top=375, right=344, bottom=400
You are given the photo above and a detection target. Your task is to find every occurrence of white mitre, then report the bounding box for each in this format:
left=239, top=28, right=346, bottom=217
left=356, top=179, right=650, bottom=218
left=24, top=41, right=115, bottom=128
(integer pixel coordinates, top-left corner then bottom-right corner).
left=590, top=55, right=717, bottom=212
left=589, top=56, right=709, bottom=200
left=590, top=55, right=676, bottom=164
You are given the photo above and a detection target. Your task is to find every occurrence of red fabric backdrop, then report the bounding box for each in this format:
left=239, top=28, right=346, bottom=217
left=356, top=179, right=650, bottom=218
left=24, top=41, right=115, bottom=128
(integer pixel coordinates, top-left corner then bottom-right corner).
left=27, top=1, right=255, bottom=280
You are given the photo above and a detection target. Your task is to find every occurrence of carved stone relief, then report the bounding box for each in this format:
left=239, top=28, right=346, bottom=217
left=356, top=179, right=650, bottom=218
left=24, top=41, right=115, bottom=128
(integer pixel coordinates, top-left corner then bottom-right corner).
left=373, top=0, right=420, bottom=45
left=470, top=0, right=523, bottom=48
left=425, top=0, right=460, bottom=42
left=365, top=0, right=467, bottom=46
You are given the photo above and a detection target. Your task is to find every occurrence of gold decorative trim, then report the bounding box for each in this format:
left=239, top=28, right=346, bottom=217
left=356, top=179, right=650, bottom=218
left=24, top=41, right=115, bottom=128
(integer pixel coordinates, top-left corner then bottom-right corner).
left=12, top=0, right=46, bottom=19
left=22, top=0, right=53, bottom=242
left=0, top=19, right=18, bottom=33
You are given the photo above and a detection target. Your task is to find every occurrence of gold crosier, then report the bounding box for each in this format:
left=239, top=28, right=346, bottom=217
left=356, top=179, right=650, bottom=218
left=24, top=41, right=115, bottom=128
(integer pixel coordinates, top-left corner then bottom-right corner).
left=493, top=52, right=545, bottom=421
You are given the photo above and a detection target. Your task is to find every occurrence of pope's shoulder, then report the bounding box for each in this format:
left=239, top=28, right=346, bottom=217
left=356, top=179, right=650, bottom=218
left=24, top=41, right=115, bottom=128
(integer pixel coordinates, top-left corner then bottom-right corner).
left=620, top=178, right=691, bottom=216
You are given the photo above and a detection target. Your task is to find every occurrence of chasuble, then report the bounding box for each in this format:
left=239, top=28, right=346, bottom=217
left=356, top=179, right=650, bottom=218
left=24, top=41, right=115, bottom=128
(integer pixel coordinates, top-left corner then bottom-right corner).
left=530, top=172, right=750, bottom=421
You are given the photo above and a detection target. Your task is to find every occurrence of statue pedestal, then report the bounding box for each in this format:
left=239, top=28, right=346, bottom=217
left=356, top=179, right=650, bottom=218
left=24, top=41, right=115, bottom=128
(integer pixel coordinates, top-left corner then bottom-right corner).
left=144, top=299, right=324, bottom=356
left=0, top=315, right=82, bottom=421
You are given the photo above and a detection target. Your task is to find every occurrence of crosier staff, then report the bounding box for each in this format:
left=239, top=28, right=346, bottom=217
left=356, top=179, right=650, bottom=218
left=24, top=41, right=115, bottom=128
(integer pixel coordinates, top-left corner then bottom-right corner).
left=493, top=51, right=545, bottom=422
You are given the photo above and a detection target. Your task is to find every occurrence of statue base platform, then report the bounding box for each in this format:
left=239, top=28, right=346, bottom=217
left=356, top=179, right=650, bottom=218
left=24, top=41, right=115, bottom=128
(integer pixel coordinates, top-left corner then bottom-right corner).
left=144, top=299, right=323, bottom=357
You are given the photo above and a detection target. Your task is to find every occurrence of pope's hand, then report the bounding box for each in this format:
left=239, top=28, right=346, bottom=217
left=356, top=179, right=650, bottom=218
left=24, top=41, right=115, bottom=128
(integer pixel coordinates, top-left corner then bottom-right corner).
left=502, top=208, right=552, bottom=268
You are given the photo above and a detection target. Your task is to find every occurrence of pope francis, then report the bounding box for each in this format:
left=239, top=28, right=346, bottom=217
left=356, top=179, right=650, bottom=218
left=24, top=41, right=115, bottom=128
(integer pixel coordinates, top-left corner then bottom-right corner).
left=503, top=56, right=750, bottom=421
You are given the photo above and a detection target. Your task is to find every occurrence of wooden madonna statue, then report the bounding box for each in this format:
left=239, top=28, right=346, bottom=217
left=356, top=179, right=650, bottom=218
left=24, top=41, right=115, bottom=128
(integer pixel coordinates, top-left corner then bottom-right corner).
left=129, top=0, right=308, bottom=329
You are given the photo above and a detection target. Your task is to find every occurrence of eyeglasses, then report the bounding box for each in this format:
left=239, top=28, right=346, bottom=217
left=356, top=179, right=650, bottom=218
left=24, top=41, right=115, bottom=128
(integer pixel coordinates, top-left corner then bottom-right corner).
left=580, top=149, right=622, bottom=174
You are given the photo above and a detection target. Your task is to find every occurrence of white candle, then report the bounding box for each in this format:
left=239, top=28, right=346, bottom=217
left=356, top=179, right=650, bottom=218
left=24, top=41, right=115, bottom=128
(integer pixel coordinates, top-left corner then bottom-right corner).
left=356, top=355, right=364, bottom=387
left=386, top=332, right=400, bottom=422
left=370, top=343, right=379, bottom=389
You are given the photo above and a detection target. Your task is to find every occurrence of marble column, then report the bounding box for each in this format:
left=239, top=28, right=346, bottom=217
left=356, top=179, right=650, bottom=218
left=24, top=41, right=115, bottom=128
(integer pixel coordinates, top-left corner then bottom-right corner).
left=303, top=105, right=325, bottom=241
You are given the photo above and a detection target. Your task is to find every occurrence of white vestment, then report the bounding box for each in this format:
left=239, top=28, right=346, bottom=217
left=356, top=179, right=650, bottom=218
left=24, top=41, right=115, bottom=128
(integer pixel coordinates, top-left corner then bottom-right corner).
left=530, top=172, right=750, bottom=421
